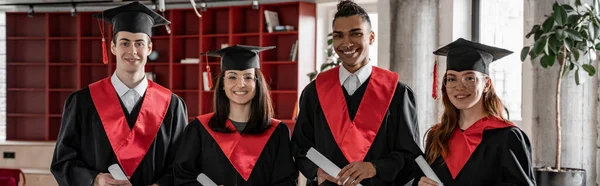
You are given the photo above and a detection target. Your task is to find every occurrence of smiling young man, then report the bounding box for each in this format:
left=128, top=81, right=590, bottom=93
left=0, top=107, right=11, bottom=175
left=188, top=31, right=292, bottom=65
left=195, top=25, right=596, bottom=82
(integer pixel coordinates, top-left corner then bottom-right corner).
left=291, top=1, right=422, bottom=186
left=51, top=2, right=188, bottom=186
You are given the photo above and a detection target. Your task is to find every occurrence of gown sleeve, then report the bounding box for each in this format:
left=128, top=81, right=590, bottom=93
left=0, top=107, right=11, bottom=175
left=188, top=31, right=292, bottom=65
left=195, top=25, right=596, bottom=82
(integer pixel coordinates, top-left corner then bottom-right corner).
left=173, top=119, right=203, bottom=186
left=495, top=128, right=536, bottom=186
left=290, top=84, right=320, bottom=183
left=370, top=83, right=423, bottom=184
left=50, top=92, right=101, bottom=186
left=154, top=95, right=188, bottom=186
left=270, top=123, right=299, bottom=185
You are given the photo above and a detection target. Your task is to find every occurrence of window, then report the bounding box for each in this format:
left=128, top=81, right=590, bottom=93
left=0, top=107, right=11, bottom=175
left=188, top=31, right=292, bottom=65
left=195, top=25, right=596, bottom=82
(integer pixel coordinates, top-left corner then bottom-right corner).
left=479, top=0, right=523, bottom=121
left=0, top=11, right=5, bottom=140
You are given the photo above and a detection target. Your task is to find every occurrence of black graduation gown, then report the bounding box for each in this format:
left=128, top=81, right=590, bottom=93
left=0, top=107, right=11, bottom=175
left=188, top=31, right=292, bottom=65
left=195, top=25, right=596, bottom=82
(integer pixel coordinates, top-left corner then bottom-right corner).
left=291, top=76, right=422, bottom=186
left=173, top=118, right=298, bottom=186
left=51, top=86, right=188, bottom=186
left=413, top=127, right=536, bottom=186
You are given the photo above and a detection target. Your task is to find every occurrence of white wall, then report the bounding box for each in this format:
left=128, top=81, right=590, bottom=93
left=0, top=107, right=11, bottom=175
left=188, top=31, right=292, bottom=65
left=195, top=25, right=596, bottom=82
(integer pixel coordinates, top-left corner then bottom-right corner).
left=0, top=12, right=6, bottom=140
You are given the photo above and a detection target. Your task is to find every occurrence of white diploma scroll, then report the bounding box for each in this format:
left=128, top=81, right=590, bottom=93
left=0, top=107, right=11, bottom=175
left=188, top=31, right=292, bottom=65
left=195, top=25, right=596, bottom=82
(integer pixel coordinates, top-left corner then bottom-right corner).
left=415, top=155, right=444, bottom=186
left=196, top=173, right=218, bottom=186
left=306, top=147, right=363, bottom=186
left=108, top=164, right=128, bottom=181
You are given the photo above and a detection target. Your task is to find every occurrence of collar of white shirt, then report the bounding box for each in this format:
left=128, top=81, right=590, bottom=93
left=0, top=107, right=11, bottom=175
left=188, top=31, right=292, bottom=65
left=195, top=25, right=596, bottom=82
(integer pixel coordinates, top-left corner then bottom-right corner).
left=339, top=62, right=373, bottom=86
left=111, top=72, right=148, bottom=97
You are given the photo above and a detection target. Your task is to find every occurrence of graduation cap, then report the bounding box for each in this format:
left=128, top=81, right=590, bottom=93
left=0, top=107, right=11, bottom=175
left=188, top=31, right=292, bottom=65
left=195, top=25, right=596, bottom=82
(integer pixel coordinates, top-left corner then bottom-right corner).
left=93, top=2, right=170, bottom=64
left=203, top=45, right=276, bottom=71
left=93, top=1, right=170, bottom=37
left=201, top=45, right=275, bottom=89
left=431, top=38, right=513, bottom=99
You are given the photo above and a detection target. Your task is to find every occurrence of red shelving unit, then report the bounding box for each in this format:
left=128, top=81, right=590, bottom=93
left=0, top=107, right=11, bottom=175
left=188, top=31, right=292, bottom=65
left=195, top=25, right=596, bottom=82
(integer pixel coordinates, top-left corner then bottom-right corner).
left=6, top=1, right=315, bottom=140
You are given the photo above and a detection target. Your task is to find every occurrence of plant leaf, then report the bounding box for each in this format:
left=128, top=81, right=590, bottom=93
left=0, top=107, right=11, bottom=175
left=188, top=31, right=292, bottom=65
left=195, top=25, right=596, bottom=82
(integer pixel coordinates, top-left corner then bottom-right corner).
left=563, top=61, right=572, bottom=77
left=526, top=25, right=541, bottom=38
left=574, top=49, right=580, bottom=61
left=576, top=0, right=582, bottom=6
left=544, top=37, right=551, bottom=55
left=533, top=36, right=548, bottom=55
left=568, top=14, right=581, bottom=26
left=563, top=4, right=575, bottom=12
left=534, top=30, right=545, bottom=40
left=549, top=34, right=561, bottom=54
left=556, top=29, right=568, bottom=40
left=542, top=54, right=556, bottom=67
left=589, top=22, right=596, bottom=39
left=554, top=3, right=568, bottom=26
left=543, top=15, right=555, bottom=32
left=575, top=68, right=581, bottom=85
left=566, top=29, right=584, bottom=41
left=521, top=47, right=530, bottom=61
left=564, top=39, right=572, bottom=52
left=582, top=64, right=597, bottom=76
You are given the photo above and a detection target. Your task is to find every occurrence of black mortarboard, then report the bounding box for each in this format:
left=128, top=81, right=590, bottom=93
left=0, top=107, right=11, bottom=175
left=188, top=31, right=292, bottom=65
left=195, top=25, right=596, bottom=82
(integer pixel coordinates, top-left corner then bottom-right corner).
left=203, top=45, right=276, bottom=72
left=93, top=1, right=170, bottom=37
left=433, top=38, right=513, bottom=74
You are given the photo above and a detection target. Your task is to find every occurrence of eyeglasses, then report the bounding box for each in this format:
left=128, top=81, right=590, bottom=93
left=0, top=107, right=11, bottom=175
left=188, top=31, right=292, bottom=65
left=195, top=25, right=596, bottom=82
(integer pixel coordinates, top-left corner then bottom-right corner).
left=224, top=75, right=257, bottom=85
left=444, top=74, right=488, bottom=89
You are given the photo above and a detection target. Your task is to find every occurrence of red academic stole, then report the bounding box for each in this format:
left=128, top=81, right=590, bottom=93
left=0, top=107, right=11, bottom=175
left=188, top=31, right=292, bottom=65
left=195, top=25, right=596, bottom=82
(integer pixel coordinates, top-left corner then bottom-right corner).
left=315, top=66, right=398, bottom=163
left=444, top=116, right=515, bottom=179
left=197, top=113, right=280, bottom=181
left=89, top=78, right=172, bottom=177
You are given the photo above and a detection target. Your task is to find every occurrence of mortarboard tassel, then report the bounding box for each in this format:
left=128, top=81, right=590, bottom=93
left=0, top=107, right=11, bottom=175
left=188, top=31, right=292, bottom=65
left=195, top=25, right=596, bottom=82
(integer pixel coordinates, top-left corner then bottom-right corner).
left=432, top=56, right=439, bottom=99
left=97, top=12, right=108, bottom=64
left=205, top=54, right=213, bottom=89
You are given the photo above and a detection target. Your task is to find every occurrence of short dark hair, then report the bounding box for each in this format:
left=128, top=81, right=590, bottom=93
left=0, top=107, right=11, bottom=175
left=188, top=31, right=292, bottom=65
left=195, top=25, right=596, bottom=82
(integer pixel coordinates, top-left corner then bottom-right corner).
left=209, top=69, right=274, bottom=134
left=332, top=0, right=372, bottom=30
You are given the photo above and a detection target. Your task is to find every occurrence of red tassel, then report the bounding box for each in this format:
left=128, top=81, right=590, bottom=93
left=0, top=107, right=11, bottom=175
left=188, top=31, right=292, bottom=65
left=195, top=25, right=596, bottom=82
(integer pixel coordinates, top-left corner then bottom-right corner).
left=102, top=38, right=108, bottom=64
left=432, top=58, right=439, bottom=99
left=98, top=12, right=108, bottom=65
left=205, top=54, right=213, bottom=89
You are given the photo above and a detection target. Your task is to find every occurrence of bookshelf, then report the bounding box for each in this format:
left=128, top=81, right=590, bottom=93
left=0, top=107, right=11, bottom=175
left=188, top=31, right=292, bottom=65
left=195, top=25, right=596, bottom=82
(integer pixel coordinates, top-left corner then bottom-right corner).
left=5, top=2, right=315, bottom=140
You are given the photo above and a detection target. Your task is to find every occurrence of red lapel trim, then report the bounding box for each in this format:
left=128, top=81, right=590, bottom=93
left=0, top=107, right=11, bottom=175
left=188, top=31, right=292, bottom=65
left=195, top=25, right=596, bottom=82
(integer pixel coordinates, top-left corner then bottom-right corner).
left=315, top=66, right=398, bottom=163
left=89, top=78, right=172, bottom=177
left=197, top=113, right=280, bottom=181
left=444, top=116, right=515, bottom=179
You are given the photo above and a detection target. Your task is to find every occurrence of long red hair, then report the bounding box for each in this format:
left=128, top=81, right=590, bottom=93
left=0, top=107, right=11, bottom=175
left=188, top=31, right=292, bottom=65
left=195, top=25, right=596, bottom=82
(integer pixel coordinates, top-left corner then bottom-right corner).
left=425, top=74, right=509, bottom=164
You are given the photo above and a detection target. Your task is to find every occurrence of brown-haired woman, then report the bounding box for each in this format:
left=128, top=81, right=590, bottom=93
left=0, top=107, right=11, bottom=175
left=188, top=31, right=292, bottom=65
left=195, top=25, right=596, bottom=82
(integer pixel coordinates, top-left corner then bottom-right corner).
left=416, top=38, right=535, bottom=186
left=173, top=45, right=298, bottom=185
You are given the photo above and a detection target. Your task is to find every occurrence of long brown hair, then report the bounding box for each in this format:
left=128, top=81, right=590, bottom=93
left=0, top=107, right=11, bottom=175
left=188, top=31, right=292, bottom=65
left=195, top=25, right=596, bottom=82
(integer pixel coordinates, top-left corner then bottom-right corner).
left=209, top=69, right=274, bottom=134
left=425, top=74, right=509, bottom=164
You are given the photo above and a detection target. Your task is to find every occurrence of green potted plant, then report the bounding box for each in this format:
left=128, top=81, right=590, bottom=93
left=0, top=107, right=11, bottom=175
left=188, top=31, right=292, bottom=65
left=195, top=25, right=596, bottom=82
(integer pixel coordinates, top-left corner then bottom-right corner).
left=307, top=33, right=342, bottom=81
left=521, top=0, right=597, bottom=185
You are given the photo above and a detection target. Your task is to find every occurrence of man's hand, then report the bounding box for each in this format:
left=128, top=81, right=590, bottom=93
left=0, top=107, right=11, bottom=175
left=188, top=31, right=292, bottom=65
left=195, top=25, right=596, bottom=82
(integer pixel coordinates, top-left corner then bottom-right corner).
left=148, top=184, right=159, bottom=186
left=336, top=162, right=376, bottom=186
left=94, top=173, right=131, bottom=186
left=417, top=176, right=439, bottom=186
left=317, top=168, right=338, bottom=185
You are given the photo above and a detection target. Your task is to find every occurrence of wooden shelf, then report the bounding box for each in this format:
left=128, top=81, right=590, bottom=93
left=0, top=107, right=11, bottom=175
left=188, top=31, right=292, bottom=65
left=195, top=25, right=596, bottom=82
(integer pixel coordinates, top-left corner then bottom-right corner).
left=8, top=88, right=46, bottom=91
left=271, top=90, right=297, bottom=94
left=174, top=35, right=199, bottom=39
left=262, top=31, right=298, bottom=36
left=49, top=88, right=77, bottom=92
left=173, top=90, right=200, bottom=93
left=8, top=113, right=46, bottom=117
left=263, top=61, right=296, bottom=65
left=233, top=33, right=260, bottom=37
left=7, top=37, right=46, bottom=40
left=7, top=62, right=45, bottom=66
left=202, top=34, right=229, bottom=38
left=5, top=3, right=316, bottom=141
left=49, top=37, right=77, bottom=40
left=49, top=63, right=77, bottom=66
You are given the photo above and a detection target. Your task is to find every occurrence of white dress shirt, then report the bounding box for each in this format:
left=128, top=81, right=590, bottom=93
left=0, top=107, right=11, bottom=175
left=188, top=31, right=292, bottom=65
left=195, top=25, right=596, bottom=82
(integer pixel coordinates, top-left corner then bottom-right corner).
left=339, top=63, right=373, bottom=95
left=111, top=73, right=148, bottom=113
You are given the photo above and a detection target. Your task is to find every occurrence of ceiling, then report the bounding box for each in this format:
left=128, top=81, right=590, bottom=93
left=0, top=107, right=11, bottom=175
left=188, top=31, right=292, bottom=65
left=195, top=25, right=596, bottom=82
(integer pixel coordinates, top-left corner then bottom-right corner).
left=0, top=0, right=242, bottom=6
